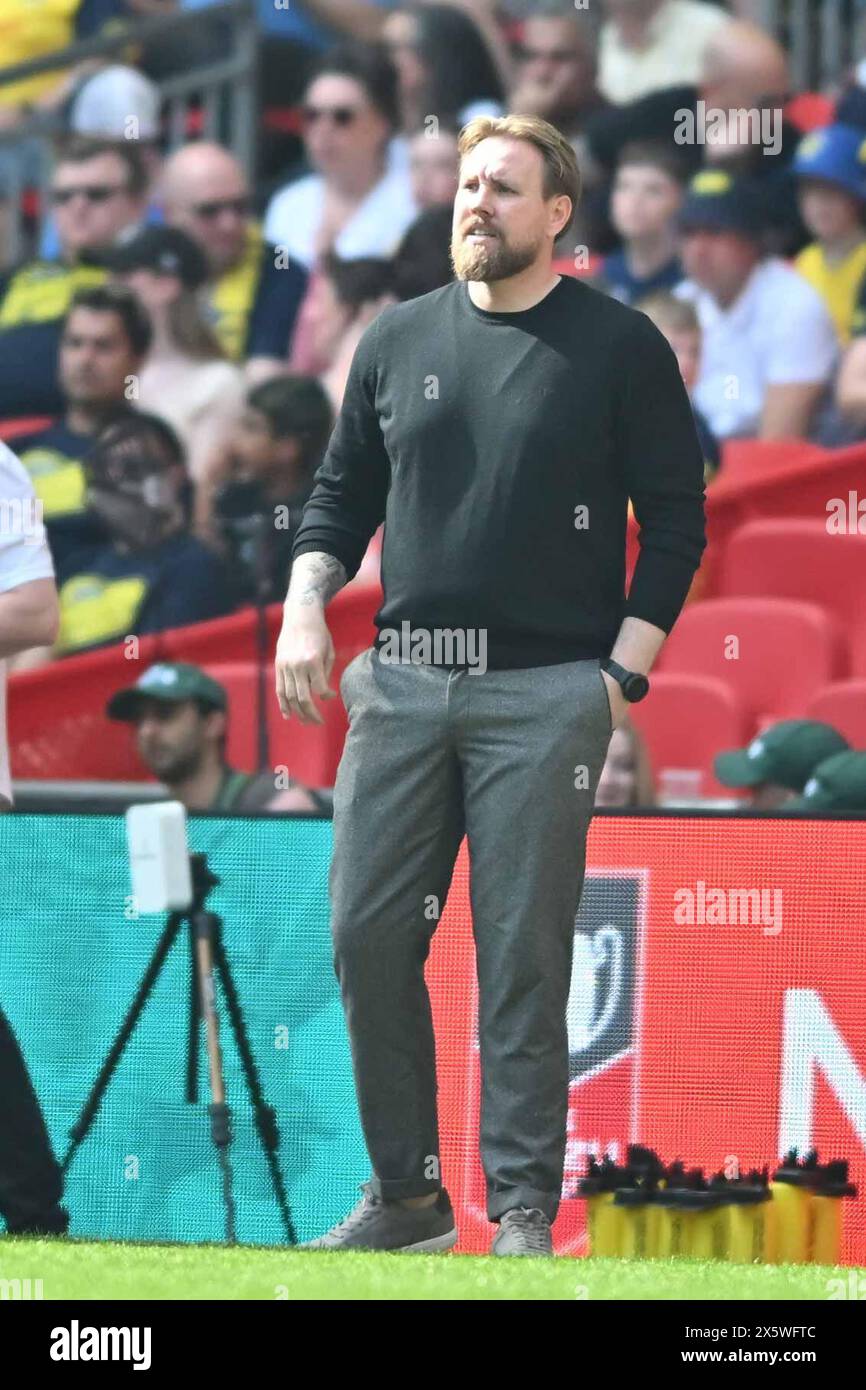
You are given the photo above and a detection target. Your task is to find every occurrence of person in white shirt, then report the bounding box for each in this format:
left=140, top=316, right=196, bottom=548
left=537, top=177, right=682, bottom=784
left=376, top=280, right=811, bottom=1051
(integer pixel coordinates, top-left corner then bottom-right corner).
left=263, top=43, right=418, bottom=269
left=0, top=442, right=69, bottom=1238
left=599, top=0, right=730, bottom=106
left=674, top=171, right=838, bottom=440
left=0, top=444, right=58, bottom=809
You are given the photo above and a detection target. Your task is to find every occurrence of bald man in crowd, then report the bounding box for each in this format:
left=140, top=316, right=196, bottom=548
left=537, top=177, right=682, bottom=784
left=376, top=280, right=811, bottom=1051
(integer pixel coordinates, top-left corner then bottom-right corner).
left=159, top=142, right=309, bottom=383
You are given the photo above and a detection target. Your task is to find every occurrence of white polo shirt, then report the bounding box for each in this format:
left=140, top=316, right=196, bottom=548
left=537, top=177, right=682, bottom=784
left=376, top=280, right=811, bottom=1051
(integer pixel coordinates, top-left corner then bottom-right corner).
left=675, top=258, right=839, bottom=439
left=0, top=442, right=55, bottom=807
left=263, top=164, right=419, bottom=270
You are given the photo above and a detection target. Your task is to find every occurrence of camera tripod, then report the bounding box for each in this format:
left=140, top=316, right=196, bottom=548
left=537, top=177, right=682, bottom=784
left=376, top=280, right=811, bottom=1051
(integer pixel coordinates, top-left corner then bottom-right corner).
left=62, top=853, right=296, bottom=1244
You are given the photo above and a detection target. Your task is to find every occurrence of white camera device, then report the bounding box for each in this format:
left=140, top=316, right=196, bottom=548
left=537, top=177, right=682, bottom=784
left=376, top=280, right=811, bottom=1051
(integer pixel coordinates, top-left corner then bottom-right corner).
left=125, top=801, right=193, bottom=914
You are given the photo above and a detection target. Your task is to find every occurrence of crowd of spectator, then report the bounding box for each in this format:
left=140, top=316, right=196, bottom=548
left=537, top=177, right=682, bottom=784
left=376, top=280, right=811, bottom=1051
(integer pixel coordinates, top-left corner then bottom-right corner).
left=4, top=1, right=866, bottom=806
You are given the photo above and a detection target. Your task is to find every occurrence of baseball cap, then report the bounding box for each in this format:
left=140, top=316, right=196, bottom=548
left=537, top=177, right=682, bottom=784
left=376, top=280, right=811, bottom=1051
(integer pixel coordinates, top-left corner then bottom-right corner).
left=678, top=169, right=765, bottom=238
left=98, top=224, right=209, bottom=290
left=106, top=663, right=227, bottom=721
left=792, top=123, right=866, bottom=202
left=70, top=66, right=161, bottom=142
left=714, top=719, right=849, bottom=790
left=781, top=750, right=866, bottom=812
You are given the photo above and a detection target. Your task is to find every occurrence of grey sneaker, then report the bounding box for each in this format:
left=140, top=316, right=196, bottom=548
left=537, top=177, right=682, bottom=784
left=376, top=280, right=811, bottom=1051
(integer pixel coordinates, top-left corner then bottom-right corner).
left=301, top=1182, right=457, bottom=1252
left=491, top=1207, right=553, bottom=1256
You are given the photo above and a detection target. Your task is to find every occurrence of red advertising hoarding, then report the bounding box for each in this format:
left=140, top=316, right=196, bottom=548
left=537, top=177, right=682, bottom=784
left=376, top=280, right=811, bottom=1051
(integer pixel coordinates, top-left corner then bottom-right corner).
left=427, top=815, right=866, bottom=1262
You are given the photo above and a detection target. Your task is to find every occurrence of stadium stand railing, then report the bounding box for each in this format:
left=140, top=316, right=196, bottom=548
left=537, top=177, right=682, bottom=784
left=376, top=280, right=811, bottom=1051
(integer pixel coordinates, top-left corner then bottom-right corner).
left=0, top=0, right=258, bottom=266
left=758, top=0, right=865, bottom=90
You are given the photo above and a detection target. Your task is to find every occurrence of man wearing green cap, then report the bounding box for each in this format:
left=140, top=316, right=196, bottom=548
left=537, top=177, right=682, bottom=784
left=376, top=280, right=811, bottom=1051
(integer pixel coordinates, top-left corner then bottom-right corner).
left=780, top=750, right=866, bottom=813
left=107, top=661, right=324, bottom=814
left=714, top=719, right=849, bottom=809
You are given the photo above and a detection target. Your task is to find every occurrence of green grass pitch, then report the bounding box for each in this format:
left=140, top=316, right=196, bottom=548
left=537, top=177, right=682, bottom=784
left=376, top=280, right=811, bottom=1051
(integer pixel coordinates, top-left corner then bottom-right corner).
left=1, top=1238, right=862, bottom=1300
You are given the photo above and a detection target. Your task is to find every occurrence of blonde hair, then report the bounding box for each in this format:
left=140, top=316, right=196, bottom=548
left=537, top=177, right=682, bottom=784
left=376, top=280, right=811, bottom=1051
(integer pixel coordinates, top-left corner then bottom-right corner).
left=635, top=291, right=700, bottom=338
left=167, top=289, right=228, bottom=362
left=457, top=114, right=581, bottom=237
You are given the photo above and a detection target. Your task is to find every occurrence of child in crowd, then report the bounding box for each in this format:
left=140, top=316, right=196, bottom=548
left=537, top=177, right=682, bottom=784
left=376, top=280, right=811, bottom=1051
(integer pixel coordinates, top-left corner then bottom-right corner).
left=212, top=375, right=334, bottom=607
left=635, top=291, right=720, bottom=481
left=792, top=123, right=866, bottom=344
left=602, top=141, right=689, bottom=305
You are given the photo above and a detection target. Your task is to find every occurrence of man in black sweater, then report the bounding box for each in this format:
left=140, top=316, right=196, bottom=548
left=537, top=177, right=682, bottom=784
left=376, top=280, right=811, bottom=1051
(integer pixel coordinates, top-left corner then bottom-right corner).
left=276, top=114, right=706, bottom=1256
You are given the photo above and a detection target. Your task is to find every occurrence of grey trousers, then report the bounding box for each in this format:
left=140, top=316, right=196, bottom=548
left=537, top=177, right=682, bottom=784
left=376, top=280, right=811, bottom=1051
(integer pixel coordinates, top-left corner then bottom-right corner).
left=330, top=647, right=613, bottom=1223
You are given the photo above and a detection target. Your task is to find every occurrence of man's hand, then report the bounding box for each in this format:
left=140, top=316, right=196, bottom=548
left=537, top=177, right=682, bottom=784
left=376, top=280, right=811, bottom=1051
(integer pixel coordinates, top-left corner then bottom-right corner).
left=600, top=666, right=630, bottom=733
left=275, top=551, right=348, bottom=723
left=274, top=607, right=336, bottom=725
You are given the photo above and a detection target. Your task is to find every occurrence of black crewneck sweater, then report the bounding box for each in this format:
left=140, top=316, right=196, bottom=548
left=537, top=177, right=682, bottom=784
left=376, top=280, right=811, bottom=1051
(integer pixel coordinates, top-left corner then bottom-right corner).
left=292, top=275, right=707, bottom=669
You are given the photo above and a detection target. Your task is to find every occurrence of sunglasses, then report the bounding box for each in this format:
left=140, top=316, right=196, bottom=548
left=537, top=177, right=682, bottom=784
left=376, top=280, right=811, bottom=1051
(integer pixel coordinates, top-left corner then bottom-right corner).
left=518, top=46, right=579, bottom=64
left=191, top=196, right=251, bottom=220
left=51, top=184, right=130, bottom=205
left=302, top=105, right=360, bottom=128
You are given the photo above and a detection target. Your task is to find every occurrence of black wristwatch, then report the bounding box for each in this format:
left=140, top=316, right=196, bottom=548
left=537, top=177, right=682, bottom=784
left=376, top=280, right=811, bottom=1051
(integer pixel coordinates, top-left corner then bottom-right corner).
left=601, top=658, right=650, bottom=703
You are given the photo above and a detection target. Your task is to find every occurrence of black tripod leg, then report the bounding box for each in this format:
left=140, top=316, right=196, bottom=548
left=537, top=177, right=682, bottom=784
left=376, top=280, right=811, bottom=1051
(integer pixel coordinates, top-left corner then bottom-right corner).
left=62, top=912, right=184, bottom=1173
left=0, top=1006, right=68, bottom=1233
left=212, top=934, right=297, bottom=1244
left=186, top=919, right=200, bottom=1104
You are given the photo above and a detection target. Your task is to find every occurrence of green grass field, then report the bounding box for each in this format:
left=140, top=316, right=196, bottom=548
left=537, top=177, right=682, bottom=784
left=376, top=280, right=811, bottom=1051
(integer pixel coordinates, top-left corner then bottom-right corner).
left=1, top=1237, right=861, bottom=1300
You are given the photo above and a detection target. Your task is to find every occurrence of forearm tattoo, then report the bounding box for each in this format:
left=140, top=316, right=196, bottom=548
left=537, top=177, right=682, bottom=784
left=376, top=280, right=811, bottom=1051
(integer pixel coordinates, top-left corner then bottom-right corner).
left=289, top=552, right=348, bottom=607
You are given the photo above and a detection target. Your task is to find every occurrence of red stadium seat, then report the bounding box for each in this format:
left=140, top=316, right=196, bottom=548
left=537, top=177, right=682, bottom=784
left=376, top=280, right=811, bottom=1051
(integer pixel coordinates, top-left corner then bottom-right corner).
left=627, top=673, right=746, bottom=799
left=655, top=597, right=845, bottom=727
left=719, top=438, right=825, bottom=483
left=784, top=91, right=835, bottom=133
left=198, top=661, right=258, bottom=771
left=267, top=681, right=348, bottom=789
left=804, top=681, right=866, bottom=749
left=716, top=519, right=866, bottom=672
left=553, top=253, right=604, bottom=280
left=203, top=658, right=349, bottom=788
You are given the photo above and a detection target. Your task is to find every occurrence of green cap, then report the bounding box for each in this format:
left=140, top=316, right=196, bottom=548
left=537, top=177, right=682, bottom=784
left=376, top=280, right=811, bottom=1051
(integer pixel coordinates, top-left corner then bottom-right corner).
left=781, top=750, right=866, bottom=812
left=714, top=720, right=849, bottom=790
left=106, top=662, right=228, bottom=721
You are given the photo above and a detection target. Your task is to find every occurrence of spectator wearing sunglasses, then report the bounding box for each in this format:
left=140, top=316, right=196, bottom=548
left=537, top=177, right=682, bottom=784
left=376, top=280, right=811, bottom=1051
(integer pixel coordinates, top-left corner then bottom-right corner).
left=160, top=141, right=309, bottom=386
left=263, top=42, right=418, bottom=270
left=0, top=135, right=149, bottom=418
left=36, top=64, right=166, bottom=263
left=510, top=12, right=604, bottom=141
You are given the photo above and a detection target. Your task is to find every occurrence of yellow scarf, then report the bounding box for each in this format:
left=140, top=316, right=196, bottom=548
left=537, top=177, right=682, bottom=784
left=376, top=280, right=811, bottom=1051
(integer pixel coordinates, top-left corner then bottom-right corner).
left=206, top=222, right=265, bottom=361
